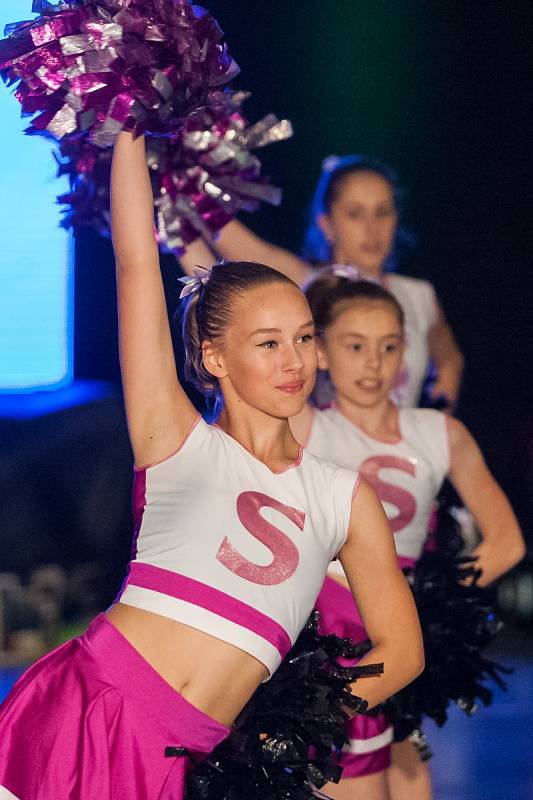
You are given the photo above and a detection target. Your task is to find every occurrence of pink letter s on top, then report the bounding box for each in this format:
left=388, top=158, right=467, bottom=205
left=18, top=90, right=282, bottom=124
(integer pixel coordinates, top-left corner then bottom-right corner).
left=216, top=491, right=306, bottom=585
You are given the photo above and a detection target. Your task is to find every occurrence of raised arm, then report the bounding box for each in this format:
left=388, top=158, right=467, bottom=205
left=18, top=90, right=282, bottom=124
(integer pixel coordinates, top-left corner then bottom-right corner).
left=213, top=219, right=312, bottom=285
left=447, top=417, right=526, bottom=585
left=339, top=479, right=424, bottom=709
left=177, top=237, right=217, bottom=274
left=427, top=300, right=464, bottom=411
left=111, top=132, right=197, bottom=467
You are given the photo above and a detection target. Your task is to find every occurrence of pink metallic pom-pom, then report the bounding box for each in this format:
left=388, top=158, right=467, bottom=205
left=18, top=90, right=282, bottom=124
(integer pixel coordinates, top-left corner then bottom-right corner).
left=0, top=0, right=239, bottom=146
left=55, top=90, right=293, bottom=253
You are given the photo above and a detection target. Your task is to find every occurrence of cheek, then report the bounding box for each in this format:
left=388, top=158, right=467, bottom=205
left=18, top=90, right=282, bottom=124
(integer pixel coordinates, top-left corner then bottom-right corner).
left=327, top=349, right=360, bottom=384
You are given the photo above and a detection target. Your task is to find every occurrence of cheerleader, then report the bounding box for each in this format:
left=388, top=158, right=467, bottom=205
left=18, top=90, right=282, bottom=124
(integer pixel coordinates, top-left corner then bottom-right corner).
left=198, top=155, right=464, bottom=409
left=0, top=134, right=424, bottom=800
left=288, top=270, right=525, bottom=800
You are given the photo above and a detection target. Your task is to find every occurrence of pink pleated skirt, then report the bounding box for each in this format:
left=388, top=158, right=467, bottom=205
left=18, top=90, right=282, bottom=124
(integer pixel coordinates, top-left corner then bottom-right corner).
left=316, top=558, right=415, bottom=779
left=0, top=614, right=230, bottom=800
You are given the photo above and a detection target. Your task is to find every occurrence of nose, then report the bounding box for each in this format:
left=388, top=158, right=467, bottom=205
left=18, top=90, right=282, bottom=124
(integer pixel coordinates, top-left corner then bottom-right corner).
left=365, top=348, right=382, bottom=371
left=282, top=343, right=304, bottom=373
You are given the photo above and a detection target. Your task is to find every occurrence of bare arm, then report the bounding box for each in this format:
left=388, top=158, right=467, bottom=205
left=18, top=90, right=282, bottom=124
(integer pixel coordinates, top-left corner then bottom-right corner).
left=428, top=300, right=464, bottom=411
left=339, top=479, right=424, bottom=709
left=178, top=237, right=217, bottom=274
left=447, top=417, right=526, bottom=586
left=111, top=132, right=197, bottom=467
left=214, top=219, right=312, bottom=285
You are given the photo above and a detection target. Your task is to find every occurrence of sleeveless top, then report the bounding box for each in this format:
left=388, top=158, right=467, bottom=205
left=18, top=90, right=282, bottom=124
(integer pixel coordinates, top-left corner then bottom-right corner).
left=305, top=405, right=450, bottom=564
left=117, top=417, right=359, bottom=676
left=384, top=274, right=438, bottom=407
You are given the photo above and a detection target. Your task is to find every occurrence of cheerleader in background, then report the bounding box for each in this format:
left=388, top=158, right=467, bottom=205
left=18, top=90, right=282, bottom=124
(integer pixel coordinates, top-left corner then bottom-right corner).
left=193, top=155, right=464, bottom=409
left=0, top=134, right=425, bottom=800
left=285, top=271, right=524, bottom=800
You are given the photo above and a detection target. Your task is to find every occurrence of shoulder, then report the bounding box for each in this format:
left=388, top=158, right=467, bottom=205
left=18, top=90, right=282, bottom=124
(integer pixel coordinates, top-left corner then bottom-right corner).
left=402, top=406, right=446, bottom=430
left=387, top=273, right=436, bottom=302
left=386, top=274, right=438, bottom=328
left=445, top=415, right=471, bottom=450
left=401, top=407, right=450, bottom=471
left=135, top=415, right=218, bottom=472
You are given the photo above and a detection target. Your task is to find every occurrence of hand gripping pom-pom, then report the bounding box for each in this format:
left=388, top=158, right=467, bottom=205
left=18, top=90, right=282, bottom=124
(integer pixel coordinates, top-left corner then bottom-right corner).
left=0, top=0, right=239, bottom=146
left=184, top=612, right=382, bottom=800
left=54, top=90, right=293, bottom=251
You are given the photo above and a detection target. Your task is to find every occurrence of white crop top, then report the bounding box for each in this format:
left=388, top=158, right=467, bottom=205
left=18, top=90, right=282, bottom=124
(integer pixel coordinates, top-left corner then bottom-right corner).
left=306, top=405, right=450, bottom=562
left=384, top=274, right=438, bottom=407
left=118, top=417, right=359, bottom=675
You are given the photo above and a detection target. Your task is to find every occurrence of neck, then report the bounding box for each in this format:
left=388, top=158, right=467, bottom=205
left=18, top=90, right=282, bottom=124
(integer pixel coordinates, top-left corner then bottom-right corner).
left=334, top=393, right=400, bottom=442
left=217, top=394, right=300, bottom=469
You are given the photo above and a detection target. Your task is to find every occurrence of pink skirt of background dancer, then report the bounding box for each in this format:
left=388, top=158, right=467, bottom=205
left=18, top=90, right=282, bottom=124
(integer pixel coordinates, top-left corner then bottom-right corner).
left=0, top=614, right=229, bottom=800
left=316, top=555, right=415, bottom=779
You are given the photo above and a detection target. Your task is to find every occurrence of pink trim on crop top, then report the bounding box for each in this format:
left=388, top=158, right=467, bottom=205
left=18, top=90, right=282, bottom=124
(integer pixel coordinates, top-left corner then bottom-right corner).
left=124, top=562, right=292, bottom=658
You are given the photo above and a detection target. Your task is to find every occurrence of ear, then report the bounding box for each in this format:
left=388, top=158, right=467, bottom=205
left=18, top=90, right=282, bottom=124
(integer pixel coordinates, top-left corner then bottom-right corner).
left=317, top=213, right=335, bottom=245
left=202, top=341, right=228, bottom=380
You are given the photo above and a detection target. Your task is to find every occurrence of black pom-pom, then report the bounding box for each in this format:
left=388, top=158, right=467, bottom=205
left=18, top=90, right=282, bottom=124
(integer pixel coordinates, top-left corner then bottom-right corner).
left=384, top=502, right=510, bottom=742
left=185, top=612, right=382, bottom=800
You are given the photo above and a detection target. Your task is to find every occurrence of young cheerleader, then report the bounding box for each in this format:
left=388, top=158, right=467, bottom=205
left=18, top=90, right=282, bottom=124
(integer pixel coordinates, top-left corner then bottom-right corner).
left=197, top=155, right=464, bottom=409
left=0, top=135, right=424, bottom=800
left=288, top=271, right=525, bottom=800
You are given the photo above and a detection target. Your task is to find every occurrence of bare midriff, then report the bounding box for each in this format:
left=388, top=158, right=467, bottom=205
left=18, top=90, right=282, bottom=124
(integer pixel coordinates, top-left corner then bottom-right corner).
left=106, top=603, right=269, bottom=726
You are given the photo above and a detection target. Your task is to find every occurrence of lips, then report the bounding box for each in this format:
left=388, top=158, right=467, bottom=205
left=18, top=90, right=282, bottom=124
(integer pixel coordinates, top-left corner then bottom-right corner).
left=356, top=379, right=382, bottom=392
left=276, top=381, right=305, bottom=394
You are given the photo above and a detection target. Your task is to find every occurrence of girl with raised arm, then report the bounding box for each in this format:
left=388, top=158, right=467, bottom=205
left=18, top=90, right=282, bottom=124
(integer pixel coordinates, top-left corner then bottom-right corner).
left=288, top=271, right=524, bottom=800
left=0, top=135, right=423, bottom=800
left=201, top=155, right=464, bottom=410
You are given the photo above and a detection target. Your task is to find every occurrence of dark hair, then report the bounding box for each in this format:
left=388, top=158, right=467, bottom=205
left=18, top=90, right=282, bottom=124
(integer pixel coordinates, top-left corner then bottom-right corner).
left=301, top=154, right=408, bottom=266
left=304, top=270, right=405, bottom=333
left=180, top=261, right=296, bottom=406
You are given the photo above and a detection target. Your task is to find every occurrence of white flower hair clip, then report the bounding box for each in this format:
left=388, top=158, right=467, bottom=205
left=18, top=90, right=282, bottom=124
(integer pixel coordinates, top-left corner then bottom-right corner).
left=178, top=265, right=211, bottom=300
left=330, top=264, right=365, bottom=281
left=321, top=155, right=341, bottom=173
left=330, top=264, right=382, bottom=286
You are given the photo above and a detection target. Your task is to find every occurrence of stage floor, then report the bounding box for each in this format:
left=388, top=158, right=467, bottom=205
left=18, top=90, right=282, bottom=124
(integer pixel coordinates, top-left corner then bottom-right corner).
left=1, top=658, right=532, bottom=799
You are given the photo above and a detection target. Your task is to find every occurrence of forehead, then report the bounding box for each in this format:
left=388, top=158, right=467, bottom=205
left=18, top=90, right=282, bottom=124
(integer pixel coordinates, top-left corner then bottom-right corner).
left=334, top=170, right=394, bottom=204
left=229, top=282, right=312, bottom=333
left=330, top=300, right=402, bottom=336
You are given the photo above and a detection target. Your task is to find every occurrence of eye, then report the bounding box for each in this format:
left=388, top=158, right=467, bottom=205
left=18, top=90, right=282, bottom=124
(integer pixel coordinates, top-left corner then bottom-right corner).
left=297, top=333, right=316, bottom=345
left=346, top=208, right=363, bottom=219
left=377, top=206, right=395, bottom=218
left=349, top=343, right=363, bottom=352
left=257, top=340, right=278, bottom=349
left=384, top=342, right=400, bottom=353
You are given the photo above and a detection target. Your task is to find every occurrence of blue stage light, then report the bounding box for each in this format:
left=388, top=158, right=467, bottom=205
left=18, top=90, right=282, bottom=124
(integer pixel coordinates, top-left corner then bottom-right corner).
left=0, top=2, right=72, bottom=391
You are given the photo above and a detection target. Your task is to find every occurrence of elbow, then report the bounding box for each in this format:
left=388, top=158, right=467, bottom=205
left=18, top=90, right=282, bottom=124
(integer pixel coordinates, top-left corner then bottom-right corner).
left=507, top=538, right=527, bottom=570
left=398, top=634, right=425, bottom=685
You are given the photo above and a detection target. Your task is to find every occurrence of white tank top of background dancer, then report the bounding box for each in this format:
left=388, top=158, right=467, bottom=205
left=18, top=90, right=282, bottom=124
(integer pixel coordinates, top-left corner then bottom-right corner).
left=118, top=416, right=358, bottom=676
left=305, top=405, right=449, bottom=569
left=383, top=274, right=438, bottom=407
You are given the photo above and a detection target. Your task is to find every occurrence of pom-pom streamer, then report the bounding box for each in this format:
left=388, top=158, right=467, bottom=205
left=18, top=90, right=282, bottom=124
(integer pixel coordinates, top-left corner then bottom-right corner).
left=185, top=612, right=383, bottom=800
left=54, top=90, right=292, bottom=251
left=0, top=0, right=239, bottom=146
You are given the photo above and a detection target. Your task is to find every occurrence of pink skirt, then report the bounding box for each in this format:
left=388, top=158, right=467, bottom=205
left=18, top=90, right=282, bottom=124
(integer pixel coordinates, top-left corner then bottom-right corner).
left=316, top=559, right=414, bottom=779
left=0, top=614, right=230, bottom=800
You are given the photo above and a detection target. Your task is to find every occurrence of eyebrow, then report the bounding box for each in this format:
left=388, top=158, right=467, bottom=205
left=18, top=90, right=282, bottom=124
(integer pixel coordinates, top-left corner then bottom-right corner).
left=250, top=320, right=315, bottom=336
left=340, top=332, right=403, bottom=340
